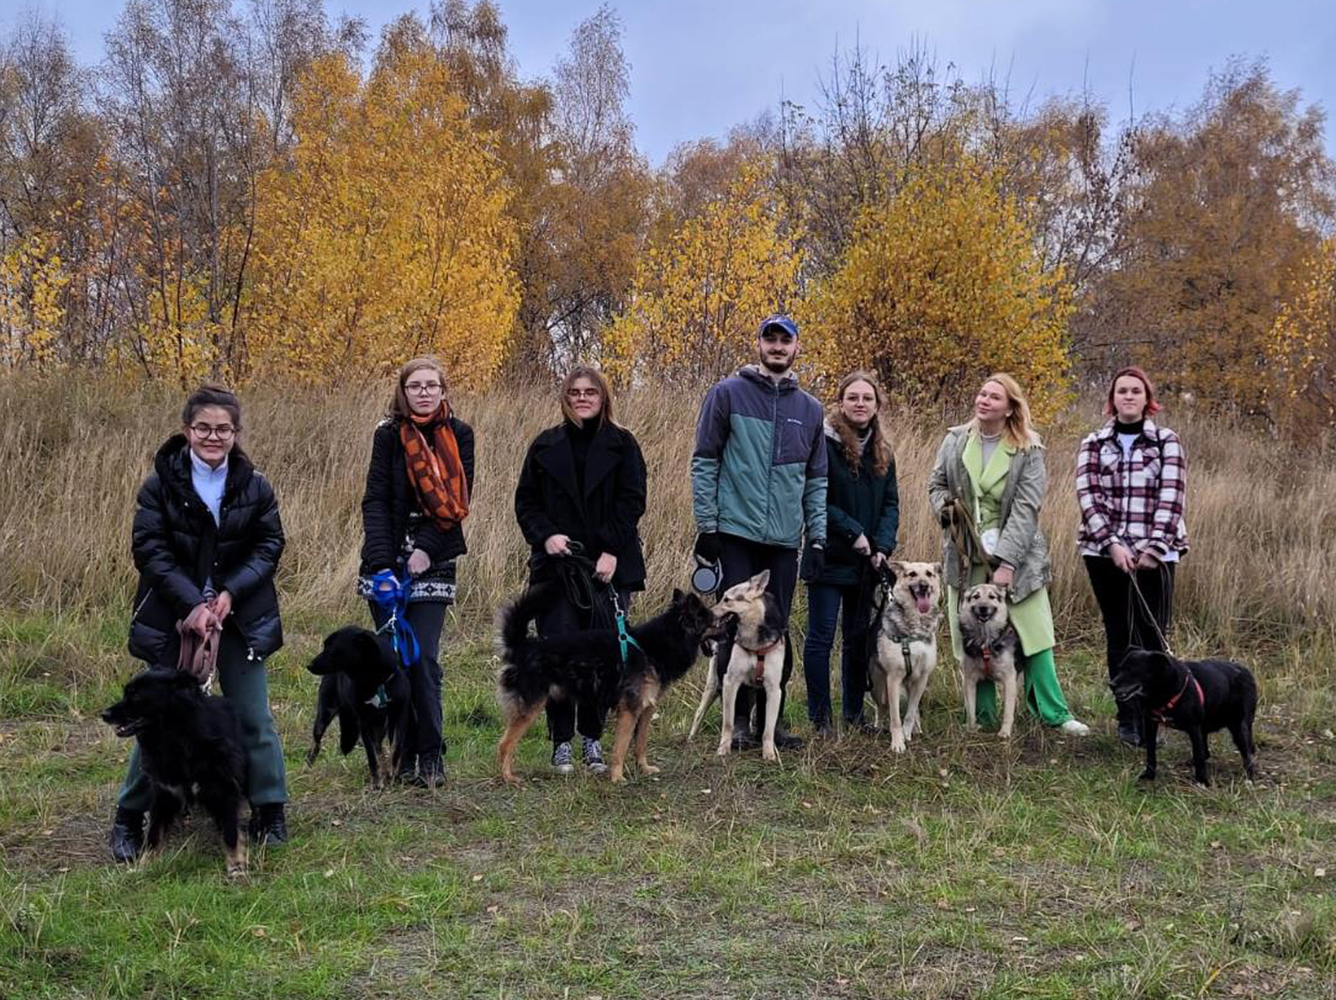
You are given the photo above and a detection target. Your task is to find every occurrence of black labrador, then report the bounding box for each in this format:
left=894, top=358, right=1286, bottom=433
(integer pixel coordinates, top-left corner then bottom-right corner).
left=1111, top=648, right=1258, bottom=786
left=306, top=626, right=410, bottom=788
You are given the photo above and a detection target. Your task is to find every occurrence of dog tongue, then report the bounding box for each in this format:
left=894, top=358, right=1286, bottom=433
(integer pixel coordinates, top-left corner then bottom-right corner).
left=916, top=594, right=931, bottom=614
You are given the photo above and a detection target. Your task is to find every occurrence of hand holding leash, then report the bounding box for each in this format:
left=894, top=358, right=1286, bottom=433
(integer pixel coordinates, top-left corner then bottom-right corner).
left=594, top=552, right=617, bottom=583
left=991, top=564, right=1015, bottom=589
left=693, top=532, right=722, bottom=564
left=406, top=548, right=431, bottom=576
left=544, top=534, right=572, bottom=556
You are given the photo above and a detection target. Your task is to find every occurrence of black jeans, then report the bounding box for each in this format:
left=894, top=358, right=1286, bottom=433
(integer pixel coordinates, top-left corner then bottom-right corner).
left=540, top=586, right=631, bottom=745
left=713, top=534, right=798, bottom=731
left=1084, top=555, right=1176, bottom=724
left=803, top=581, right=874, bottom=726
left=368, top=600, right=448, bottom=772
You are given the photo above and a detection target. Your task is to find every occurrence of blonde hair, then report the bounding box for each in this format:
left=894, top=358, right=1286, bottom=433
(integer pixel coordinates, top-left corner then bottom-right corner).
left=971, top=372, right=1042, bottom=449
left=559, top=366, right=616, bottom=428
left=828, top=371, right=894, bottom=477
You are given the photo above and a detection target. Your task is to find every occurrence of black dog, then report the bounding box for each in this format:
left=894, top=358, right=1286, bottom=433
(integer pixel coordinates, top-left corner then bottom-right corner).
left=496, top=585, right=725, bottom=784
left=1112, top=648, right=1258, bottom=786
left=306, top=626, right=410, bottom=788
left=101, top=667, right=247, bottom=874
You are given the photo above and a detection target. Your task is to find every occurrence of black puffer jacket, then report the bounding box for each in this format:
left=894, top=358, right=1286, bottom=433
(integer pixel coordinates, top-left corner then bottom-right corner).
left=129, top=436, right=285, bottom=664
left=359, top=417, right=475, bottom=577
left=514, top=420, right=648, bottom=590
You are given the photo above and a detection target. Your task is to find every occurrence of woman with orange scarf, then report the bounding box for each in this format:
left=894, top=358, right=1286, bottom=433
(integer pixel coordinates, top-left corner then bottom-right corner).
left=359, top=357, right=474, bottom=787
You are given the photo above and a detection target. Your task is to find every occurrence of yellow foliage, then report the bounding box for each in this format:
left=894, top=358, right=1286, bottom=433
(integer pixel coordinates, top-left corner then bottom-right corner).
left=243, top=44, right=519, bottom=388
left=0, top=232, right=69, bottom=370
left=1267, top=237, right=1336, bottom=429
left=606, top=158, right=802, bottom=384
left=800, top=164, right=1074, bottom=422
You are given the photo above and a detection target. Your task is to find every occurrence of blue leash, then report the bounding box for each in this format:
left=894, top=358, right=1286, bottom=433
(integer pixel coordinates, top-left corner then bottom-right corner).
left=369, top=569, right=420, bottom=669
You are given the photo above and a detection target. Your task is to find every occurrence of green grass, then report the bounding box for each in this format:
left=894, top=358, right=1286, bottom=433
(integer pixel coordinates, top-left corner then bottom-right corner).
left=2, top=612, right=1335, bottom=999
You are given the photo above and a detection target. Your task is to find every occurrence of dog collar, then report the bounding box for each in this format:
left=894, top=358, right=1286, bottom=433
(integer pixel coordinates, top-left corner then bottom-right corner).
left=366, top=684, right=389, bottom=709
left=1151, top=673, right=1204, bottom=722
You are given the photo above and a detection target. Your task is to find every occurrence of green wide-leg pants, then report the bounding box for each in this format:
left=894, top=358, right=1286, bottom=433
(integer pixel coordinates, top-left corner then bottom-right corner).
left=971, top=646, right=1074, bottom=729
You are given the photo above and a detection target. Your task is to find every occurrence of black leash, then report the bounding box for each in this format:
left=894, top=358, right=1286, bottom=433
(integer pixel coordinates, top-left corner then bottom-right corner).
left=551, top=540, right=616, bottom=631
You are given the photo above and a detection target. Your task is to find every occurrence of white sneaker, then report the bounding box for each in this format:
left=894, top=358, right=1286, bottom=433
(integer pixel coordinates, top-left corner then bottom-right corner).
left=551, top=741, right=575, bottom=774
left=1060, top=719, right=1091, bottom=736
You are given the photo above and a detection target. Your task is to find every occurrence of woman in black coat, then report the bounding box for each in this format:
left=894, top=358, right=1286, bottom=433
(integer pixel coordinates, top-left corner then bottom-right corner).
left=111, top=384, right=288, bottom=862
left=359, top=357, right=475, bottom=787
left=513, top=366, right=648, bottom=775
left=802, top=371, right=899, bottom=735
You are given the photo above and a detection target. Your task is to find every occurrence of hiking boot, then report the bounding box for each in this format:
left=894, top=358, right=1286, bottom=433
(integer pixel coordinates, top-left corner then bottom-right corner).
left=109, top=807, right=144, bottom=864
left=1116, top=722, right=1143, bottom=747
left=730, top=729, right=760, bottom=750
left=770, top=723, right=805, bottom=751
left=812, top=720, right=835, bottom=739
left=551, top=741, right=574, bottom=775
left=1060, top=719, right=1091, bottom=736
left=582, top=737, right=608, bottom=774
left=416, top=759, right=446, bottom=789
left=249, top=804, right=288, bottom=846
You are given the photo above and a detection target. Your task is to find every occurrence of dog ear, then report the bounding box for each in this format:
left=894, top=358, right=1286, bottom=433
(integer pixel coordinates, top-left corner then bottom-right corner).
left=750, top=569, right=770, bottom=593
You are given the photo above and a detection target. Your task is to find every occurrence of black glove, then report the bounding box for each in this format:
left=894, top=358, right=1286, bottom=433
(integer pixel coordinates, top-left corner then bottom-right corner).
left=694, top=532, right=722, bottom=564
left=802, top=544, right=825, bottom=581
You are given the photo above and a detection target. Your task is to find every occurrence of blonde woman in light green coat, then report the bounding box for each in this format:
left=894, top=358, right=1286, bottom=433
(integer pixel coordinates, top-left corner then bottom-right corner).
left=928, top=373, right=1090, bottom=735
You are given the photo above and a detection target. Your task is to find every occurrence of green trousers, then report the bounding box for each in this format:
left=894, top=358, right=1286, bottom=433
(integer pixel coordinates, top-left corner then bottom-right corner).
left=971, top=647, right=1074, bottom=729
left=117, top=627, right=287, bottom=812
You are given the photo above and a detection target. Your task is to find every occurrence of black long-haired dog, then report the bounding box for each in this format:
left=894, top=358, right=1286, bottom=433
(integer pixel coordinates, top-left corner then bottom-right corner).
left=305, top=626, right=410, bottom=788
left=101, top=667, right=247, bottom=874
left=1112, top=648, right=1258, bottom=786
left=495, top=584, right=723, bottom=785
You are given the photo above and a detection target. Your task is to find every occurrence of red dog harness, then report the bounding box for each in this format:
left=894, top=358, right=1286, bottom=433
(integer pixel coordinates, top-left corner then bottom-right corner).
left=1151, top=673, right=1204, bottom=723
left=749, top=639, right=783, bottom=684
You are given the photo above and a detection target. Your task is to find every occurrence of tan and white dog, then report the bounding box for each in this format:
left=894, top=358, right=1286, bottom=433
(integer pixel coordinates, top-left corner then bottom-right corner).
left=957, top=583, right=1023, bottom=737
left=868, top=561, right=942, bottom=752
left=687, top=570, right=788, bottom=761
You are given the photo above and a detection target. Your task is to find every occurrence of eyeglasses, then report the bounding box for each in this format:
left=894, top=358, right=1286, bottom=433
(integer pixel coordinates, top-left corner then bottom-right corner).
left=404, top=381, right=443, bottom=395
left=566, top=388, right=601, bottom=400
left=189, top=423, right=235, bottom=440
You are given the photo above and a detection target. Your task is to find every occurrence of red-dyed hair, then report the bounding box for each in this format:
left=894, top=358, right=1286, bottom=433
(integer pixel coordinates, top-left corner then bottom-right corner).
left=1103, top=366, right=1161, bottom=418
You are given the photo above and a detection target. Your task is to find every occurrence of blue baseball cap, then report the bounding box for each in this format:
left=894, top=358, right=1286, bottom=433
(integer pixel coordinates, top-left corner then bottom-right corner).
left=758, top=314, right=799, bottom=339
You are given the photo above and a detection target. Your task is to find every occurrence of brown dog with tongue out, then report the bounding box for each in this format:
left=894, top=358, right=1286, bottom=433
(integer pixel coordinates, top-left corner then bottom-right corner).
left=868, top=561, right=943, bottom=751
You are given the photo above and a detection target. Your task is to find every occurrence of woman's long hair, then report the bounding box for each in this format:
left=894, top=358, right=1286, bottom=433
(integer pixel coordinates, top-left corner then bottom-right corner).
left=827, top=371, right=893, bottom=477
left=970, top=372, right=1042, bottom=450
left=388, top=357, right=449, bottom=421
left=559, top=365, right=616, bottom=428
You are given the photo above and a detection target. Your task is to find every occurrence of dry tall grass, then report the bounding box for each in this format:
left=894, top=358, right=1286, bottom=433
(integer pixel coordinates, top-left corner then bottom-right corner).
left=2, top=376, right=1332, bottom=653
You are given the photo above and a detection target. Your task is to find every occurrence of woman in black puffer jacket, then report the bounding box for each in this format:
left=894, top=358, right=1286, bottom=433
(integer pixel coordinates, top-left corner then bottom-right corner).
left=514, top=366, right=647, bottom=775
left=110, top=384, right=288, bottom=863
left=359, top=357, right=474, bottom=788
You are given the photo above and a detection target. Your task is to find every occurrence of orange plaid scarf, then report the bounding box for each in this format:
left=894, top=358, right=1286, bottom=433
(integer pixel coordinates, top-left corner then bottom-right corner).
left=400, top=404, right=470, bottom=530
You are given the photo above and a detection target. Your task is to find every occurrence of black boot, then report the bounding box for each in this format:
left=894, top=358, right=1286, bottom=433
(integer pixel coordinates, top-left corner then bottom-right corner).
left=1115, top=706, right=1143, bottom=747
left=109, top=807, right=145, bottom=863
left=249, top=804, right=288, bottom=845
left=770, top=721, right=805, bottom=751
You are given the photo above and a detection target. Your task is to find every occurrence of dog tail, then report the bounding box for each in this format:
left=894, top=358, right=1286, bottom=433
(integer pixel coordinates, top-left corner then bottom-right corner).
left=495, top=584, right=557, bottom=666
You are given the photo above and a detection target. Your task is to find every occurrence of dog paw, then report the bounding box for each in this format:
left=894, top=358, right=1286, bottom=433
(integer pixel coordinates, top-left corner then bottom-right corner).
left=966, top=722, right=980, bottom=732
left=890, top=735, right=906, bottom=753
left=501, top=774, right=523, bottom=787
left=641, top=763, right=660, bottom=775
left=761, top=745, right=778, bottom=762
left=609, top=771, right=626, bottom=784
left=716, top=745, right=731, bottom=757
left=1138, top=769, right=1156, bottom=782
left=999, top=727, right=1013, bottom=739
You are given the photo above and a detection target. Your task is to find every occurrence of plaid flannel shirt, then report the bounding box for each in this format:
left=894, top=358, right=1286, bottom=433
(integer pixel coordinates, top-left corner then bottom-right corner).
left=1076, top=418, right=1188, bottom=559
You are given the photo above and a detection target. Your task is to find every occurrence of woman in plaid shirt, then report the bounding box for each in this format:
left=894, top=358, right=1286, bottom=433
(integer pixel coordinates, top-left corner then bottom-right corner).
left=1076, top=367, right=1189, bottom=746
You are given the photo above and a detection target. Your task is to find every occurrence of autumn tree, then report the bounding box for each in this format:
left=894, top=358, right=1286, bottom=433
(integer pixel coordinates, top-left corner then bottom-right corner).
left=801, top=163, right=1074, bottom=421
left=606, top=156, right=802, bottom=384
left=1085, top=59, right=1333, bottom=411
left=1267, top=237, right=1336, bottom=429
left=242, top=22, right=518, bottom=386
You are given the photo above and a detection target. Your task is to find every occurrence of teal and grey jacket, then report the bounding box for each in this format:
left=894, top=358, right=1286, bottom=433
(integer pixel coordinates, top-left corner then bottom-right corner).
left=691, top=365, right=828, bottom=550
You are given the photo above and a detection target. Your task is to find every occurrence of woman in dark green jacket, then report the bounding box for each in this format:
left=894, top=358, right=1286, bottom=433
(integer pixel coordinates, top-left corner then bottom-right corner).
left=801, top=371, right=899, bottom=734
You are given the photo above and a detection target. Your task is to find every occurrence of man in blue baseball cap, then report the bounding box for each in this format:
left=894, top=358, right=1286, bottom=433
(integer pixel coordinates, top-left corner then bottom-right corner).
left=690, top=313, right=828, bottom=750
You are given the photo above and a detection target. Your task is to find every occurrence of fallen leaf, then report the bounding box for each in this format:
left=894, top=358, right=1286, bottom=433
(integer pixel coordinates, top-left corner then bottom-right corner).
left=935, top=899, right=951, bottom=910
left=323, top=869, right=335, bottom=878
left=471, top=874, right=483, bottom=882
left=1124, top=919, right=1142, bottom=932
left=486, top=905, right=499, bottom=914
left=1315, top=868, right=1326, bottom=878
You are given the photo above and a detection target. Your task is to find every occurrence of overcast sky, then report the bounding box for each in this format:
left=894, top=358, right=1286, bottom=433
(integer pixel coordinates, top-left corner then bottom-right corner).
left=16, top=0, right=1336, bottom=163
